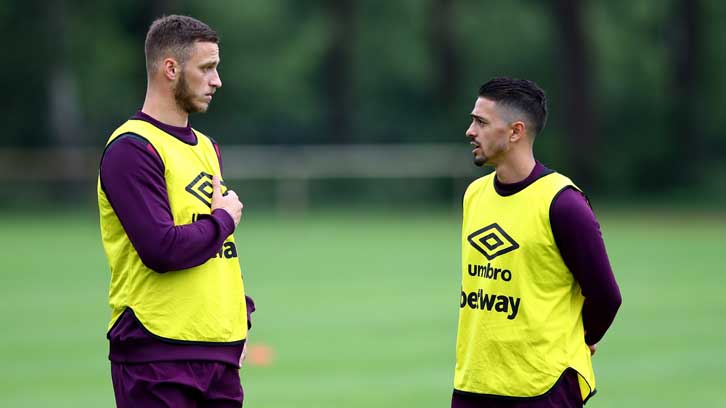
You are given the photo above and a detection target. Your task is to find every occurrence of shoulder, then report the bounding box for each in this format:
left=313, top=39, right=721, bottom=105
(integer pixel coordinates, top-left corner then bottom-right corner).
left=532, top=171, right=583, bottom=207
left=544, top=171, right=589, bottom=207
left=101, top=133, right=164, bottom=178
left=540, top=171, right=579, bottom=192
left=547, top=170, right=587, bottom=205
left=99, top=132, right=167, bottom=194
left=552, top=187, right=590, bottom=213
left=104, top=132, right=154, bottom=156
left=550, top=187, right=596, bottom=232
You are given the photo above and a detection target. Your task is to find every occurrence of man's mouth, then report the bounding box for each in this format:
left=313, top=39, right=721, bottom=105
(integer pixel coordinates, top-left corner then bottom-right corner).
left=470, top=141, right=480, bottom=154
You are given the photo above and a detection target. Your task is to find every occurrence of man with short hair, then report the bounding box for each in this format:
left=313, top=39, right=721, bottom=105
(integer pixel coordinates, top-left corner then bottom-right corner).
left=98, top=15, right=254, bottom=407
left=452, top=77, right=621, bottom=407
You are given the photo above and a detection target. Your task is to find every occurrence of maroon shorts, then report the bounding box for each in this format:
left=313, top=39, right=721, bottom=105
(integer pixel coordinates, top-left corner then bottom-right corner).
left=451, top=369, right=584, bottom=408
left=111, top=361, right=243, bottom=408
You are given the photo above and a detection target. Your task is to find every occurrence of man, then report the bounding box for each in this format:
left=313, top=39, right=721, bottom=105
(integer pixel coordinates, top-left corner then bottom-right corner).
left=452, top=78, right=621, bottom=408
left=97, top=15, right=254, bottom=407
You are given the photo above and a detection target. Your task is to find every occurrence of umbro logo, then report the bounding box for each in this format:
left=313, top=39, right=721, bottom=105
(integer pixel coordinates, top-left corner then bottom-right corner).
left=467, top=223, right=519, bottom=260
left=185, top=172, right=227, bottom=207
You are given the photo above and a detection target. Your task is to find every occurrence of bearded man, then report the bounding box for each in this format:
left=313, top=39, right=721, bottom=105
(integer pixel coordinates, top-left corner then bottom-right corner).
left=97, top=15, right=254, bottom=407
left=452, top=78, right=621, bottom=407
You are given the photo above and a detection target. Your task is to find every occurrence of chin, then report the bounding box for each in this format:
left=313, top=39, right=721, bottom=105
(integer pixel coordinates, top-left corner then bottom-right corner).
left=473, top=156, right=487, bottom=167
left=190, top=102, right=209, bottom=114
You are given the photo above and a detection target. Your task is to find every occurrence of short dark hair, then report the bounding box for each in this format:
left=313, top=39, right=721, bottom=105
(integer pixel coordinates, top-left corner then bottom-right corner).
left=478, top=77, right=548, bottom=136
left=144, top=15, right=219, bottom=74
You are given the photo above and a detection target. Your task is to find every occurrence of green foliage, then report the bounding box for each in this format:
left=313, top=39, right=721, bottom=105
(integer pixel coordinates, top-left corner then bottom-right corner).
left=0, top=0, right=724, bottom=196
left=189, top=0, right=330, bottom=142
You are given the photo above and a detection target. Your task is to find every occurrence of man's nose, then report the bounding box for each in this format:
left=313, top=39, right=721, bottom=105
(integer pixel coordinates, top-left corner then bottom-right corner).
left=465, top=124, right=475, bottom=138
left=210, top=70, right=222, bottom=88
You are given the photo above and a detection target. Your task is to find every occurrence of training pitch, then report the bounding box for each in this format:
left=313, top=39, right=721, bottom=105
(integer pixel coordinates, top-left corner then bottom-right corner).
left=0, top=208, right=723, bottom=407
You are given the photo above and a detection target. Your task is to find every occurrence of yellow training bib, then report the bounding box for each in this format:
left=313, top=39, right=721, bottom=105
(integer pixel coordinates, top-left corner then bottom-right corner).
left=98, top=119, right=247, bottom=343
left=454, top=171, right=595, bottom=402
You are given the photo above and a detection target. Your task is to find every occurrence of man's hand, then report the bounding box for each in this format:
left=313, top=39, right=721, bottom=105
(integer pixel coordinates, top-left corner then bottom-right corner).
left=588, top=343, right=597, bottom=356
left=211, top=175, right=243, bottom=227
left=239, top=341, right=247, bottom=366
left=584, top=330, right=597, bottom=356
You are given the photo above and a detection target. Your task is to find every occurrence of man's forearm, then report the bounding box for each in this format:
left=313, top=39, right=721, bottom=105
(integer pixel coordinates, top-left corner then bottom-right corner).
left=100, top=136, right=235, bottom=272
left=551, top=187, right=622, bottom=345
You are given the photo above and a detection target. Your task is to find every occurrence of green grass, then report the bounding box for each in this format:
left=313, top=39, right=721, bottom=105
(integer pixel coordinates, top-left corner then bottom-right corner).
left=0, top=208, right=724, bottom=407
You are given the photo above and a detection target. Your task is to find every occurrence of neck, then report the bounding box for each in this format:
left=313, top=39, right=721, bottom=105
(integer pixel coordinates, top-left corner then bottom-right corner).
left=141, top=85, right=188, bottom=127
left=493, top=151, right=536, bottom=184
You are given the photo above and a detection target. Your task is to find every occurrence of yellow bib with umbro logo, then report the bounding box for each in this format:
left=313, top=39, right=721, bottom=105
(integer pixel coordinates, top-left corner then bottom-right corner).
left=454, top=171, right=595, bottom=402
left=98, top=119, right=247, bottom=343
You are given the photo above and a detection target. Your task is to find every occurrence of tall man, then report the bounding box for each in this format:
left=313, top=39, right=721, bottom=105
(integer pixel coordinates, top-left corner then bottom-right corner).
left=452, top=78, right=621, bottom=408
left=98, top=15, right=254, bottom=407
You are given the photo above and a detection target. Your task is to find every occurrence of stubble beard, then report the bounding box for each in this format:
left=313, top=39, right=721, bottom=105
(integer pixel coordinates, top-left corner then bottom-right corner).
left=473, top=140, right=509, bottom=168
left=174, top=72, right=206, bottom=114
left=473, top=154, right=487, bottom=167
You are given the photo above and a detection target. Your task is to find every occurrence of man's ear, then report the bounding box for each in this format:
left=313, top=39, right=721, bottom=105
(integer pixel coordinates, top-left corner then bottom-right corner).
left=510, top=121, right=527, bottom=143
left=162, top=58, right=180, bottom=81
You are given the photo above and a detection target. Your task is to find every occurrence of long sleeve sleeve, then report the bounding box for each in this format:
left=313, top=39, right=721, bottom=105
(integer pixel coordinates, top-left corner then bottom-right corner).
left=550, top=188, right=622, bottom=345
left=99, top=135, right=235, bottom=272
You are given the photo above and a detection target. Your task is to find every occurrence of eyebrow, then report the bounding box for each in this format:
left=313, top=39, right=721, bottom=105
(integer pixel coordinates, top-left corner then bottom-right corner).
left=470, top=114, right=488, bottom=122
left=200, top=58, right=219, bottom=67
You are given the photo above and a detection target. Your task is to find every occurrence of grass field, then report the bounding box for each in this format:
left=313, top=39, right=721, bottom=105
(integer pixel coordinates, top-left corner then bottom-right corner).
left=0, top=208, right=724, bottom=407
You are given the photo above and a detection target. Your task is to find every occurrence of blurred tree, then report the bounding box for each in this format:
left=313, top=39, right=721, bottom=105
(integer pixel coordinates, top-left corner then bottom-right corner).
left=698, top=0, right=726, bottom=197
left=0, top=0, right=724, bottom=201
left=46, top=0, right=83, bottom=146
left=1, top=0, right=51, bottom=147
left=551, top=0, right=599, bottom=189
left=667, top=0, right=702, bottom=185
left=355, top=0, right=445, bottom=143
left=428, top=0, right=459, bottom=106
left=188, top=0, right=328, bottom=144
left=320, top=0, right=357, bottom=143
